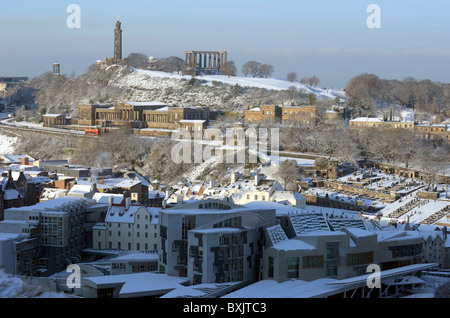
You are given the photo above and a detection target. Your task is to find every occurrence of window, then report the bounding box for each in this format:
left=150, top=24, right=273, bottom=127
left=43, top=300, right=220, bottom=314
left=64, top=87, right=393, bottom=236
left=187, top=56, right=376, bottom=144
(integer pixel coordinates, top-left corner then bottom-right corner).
left=287, top=257, right=299, bottom=278
left=346, top=252, right=373, bottom=266
left=182, top=216, right=195, bottom=240
left=268, top=256, right=274, bottom=278
left=303, top=256, right=324, bottom=268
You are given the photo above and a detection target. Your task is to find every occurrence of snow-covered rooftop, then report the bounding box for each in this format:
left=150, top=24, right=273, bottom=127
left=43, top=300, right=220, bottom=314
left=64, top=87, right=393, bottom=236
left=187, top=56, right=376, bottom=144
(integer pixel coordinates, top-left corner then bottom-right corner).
left=84, top=272, right=189, bottom=298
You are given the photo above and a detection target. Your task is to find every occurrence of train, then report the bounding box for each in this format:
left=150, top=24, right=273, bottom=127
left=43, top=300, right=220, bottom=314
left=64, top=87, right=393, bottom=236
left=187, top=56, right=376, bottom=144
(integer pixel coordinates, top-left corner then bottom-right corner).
left=85, top=128, right=101, bottom=136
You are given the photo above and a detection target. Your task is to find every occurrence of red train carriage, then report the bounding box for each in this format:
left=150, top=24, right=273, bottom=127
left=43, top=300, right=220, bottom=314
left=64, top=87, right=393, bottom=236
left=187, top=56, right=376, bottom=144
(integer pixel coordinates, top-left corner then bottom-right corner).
left=85, top=128, right=101, bottom=135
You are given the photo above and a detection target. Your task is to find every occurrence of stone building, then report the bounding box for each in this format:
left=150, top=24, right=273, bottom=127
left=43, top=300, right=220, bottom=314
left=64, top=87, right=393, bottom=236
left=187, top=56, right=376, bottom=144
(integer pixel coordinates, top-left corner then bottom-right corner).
left=244, top=105, right=317, bottom=126
left=77, top=104, right=112, bottom=126
left=43, top=114, right=66, bottom=128
left=281, top=106, right=317, bottom=126
left=183, top=51, right=228, bottom=75
left=349, top=117, right=450, bottom=143
left=103, top=20, right=129, bottom=66
left=76, top=102, right=210, bottom=136
left=52, top=63, right=60, bottom=75
left=419, top=226, right=449, bottom=268
left=93, top=199, right=160, bottom=252
left=414, top=124, right=450, bottom=142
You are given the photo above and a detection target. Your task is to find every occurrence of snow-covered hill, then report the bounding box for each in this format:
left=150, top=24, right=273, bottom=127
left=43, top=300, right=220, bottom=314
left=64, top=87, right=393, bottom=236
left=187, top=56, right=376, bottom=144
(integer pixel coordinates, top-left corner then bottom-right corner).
left=105, top=66, right=345, bottom=109
left=133, top=68, right=345, bottom=99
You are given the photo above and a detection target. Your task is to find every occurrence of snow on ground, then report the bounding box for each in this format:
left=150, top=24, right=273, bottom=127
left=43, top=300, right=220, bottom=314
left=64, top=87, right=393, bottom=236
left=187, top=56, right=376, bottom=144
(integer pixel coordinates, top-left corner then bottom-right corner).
left=305, top=205, right=360, bottom=219
left=269, top=155, right=315, bottom=167
left=0, top=133, right=18, bottom=155
left=133, top=68, right=345, bottom=100
left=0, top=269, right=68, bottom=298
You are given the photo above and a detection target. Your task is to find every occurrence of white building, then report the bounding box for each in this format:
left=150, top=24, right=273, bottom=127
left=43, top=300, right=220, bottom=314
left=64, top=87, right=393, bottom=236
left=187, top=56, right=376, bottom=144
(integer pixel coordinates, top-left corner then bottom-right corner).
left=93, top=198, right=160, bottom=252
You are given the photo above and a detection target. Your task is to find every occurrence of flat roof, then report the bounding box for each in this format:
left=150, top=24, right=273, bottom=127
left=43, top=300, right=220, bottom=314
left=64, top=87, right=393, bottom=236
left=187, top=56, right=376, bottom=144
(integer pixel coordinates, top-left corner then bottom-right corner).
left=83, top=272, right=189, bottom=298
left=223, top=263, right=440, bottom=298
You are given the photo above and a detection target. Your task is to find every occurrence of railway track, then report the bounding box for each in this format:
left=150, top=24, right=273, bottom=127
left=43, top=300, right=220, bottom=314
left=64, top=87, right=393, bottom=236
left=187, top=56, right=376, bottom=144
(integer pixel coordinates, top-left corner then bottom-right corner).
left=0, top=121, right=92, bottom=138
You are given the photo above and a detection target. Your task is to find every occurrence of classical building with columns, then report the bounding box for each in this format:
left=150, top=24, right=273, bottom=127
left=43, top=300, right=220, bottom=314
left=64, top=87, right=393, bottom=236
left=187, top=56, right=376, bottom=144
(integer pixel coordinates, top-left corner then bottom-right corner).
left=77, top=102, right=210, bottom=136
left=183, top=51, right=228, bottom=75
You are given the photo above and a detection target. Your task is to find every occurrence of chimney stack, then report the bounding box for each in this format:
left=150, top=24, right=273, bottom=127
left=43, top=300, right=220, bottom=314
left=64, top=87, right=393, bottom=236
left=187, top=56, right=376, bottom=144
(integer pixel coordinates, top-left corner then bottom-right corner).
left=254, top=173, right=263, bottom=186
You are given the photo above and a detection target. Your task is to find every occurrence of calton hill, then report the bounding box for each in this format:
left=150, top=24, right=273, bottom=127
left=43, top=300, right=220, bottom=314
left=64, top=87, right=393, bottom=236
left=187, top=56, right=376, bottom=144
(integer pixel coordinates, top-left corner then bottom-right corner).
left=0, top=53, right=449, bottom=187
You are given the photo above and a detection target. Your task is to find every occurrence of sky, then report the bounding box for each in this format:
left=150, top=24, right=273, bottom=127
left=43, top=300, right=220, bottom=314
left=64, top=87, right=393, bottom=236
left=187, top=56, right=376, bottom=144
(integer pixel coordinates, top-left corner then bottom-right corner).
left=1, top=0, right=450, bottom=88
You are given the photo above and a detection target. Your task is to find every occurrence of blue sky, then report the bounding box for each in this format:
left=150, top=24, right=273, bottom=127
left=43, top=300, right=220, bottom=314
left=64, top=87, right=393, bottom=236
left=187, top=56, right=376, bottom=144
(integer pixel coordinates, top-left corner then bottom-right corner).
left=1, top=0, right=450, bottom=87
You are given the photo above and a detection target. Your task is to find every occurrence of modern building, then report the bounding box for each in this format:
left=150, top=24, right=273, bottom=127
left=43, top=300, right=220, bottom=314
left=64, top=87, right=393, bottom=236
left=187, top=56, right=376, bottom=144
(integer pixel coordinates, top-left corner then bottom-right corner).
left=262, top=213, right=424, bottom=283
left=158, top=199, right=277, bottom=285
left=109, top=250, right=159, bottom=275
left=0, top=197, right=87, bottom=276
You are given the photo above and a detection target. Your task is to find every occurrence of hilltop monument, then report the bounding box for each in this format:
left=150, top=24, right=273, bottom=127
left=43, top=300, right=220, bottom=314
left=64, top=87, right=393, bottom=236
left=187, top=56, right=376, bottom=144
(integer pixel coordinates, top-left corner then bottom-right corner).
left=103, top=20, right=128, bottom=66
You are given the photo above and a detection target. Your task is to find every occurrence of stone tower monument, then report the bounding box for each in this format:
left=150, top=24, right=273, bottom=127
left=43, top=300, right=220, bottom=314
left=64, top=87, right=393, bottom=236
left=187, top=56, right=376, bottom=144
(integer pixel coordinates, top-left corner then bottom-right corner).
left=103, top=20, right=127, bottom=66
left=114, top=20, right=122, bottom=60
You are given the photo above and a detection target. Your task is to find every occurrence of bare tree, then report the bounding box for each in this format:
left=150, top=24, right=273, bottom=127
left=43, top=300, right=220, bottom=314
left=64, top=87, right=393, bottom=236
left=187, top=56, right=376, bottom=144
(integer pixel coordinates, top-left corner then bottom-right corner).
left=287, top=72, right=297, bottom=83
left=223, top=60, right=237, bottom=77
left=155, top=56, right=185, bottom=73
left=242, top=60, right=261, bottom=77
left=300, top=77, right=309, bottom=85
left=126, top=53, right=149, bottom=69
left=345, top=73, right=383, bottom=116
left=259, top=64, right=274, bottom=78
left=311, top=75, right=320, bottom=87
left=276, top=159, right=302, bottom=191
